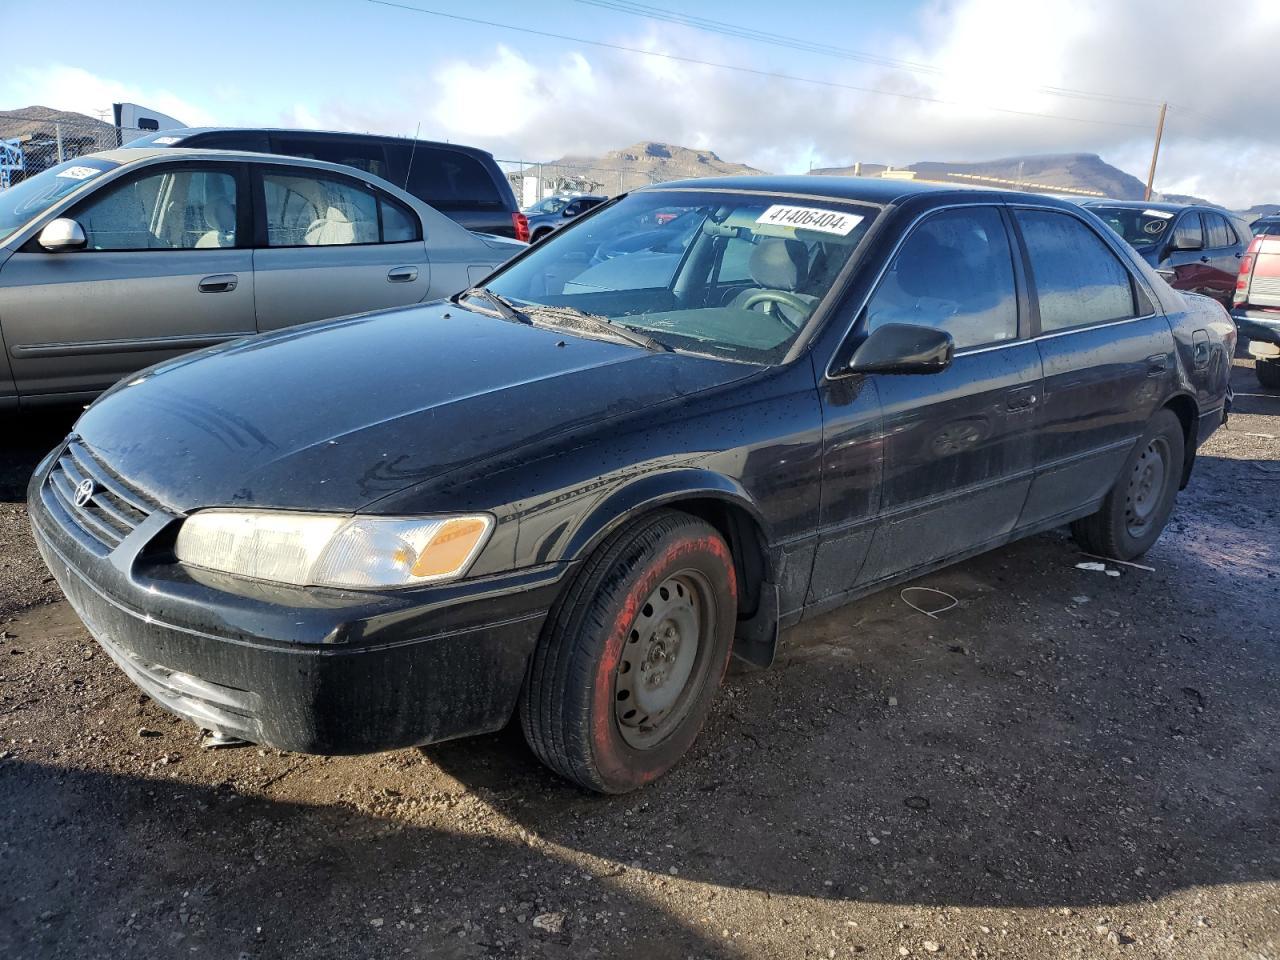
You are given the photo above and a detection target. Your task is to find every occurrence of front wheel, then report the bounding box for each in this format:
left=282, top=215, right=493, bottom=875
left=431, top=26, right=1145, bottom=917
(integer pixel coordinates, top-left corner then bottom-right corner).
left=1071, top=409, right=1185, bottom=560
left=520, top=510, right=737, bottom=793
left=1257, top=358, right=1280, bottom=390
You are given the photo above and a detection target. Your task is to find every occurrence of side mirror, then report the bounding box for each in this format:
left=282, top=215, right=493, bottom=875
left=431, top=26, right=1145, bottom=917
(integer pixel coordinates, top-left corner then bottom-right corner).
left=38, top=218, right=87, bottom=252
left=562, top=208, right=576, bottom=218
left=848, top=323, right=954, bottom=375
left=1155, top=266, right=1177, bottom=284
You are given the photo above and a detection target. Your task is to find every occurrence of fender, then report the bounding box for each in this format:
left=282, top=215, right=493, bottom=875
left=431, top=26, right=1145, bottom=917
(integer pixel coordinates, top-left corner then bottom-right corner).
left=560, top=467, right=774, bottom=565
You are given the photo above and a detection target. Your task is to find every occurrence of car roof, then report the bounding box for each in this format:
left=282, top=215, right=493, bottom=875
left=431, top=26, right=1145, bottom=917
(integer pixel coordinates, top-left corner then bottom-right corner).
left=634, top=174, right=1089, bottom=210
left=152, top=127, right=493, bottom=156
left=1085, top=198, right=1239, bottom=217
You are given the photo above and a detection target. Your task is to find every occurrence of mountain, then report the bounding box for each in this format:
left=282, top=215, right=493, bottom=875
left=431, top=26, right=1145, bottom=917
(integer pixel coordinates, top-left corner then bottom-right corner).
left=810, top=152, right=1152, bottom=200
left=1243, top=203, right=1280, bottom=219
left=528, top=141, right=765, bottom=195
left=0, top=105, right=116, bottom=143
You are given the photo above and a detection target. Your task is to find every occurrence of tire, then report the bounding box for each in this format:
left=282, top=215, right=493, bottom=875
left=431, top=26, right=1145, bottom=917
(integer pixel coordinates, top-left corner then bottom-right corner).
left=531, top=228, right=552, bottom=243
left=1258, top=358, right=1280, bottom=390
left=1070, top=409, right=1185, bottom=560
left=520, top=509, right=737, bottom=793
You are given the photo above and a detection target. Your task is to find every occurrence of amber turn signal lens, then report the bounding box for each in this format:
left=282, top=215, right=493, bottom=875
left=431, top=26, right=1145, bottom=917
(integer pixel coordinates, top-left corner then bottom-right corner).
left=411, top=517, right=492, bottom=578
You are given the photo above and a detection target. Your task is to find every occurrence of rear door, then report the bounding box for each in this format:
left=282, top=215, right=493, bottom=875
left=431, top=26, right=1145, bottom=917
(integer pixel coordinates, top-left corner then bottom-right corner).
left=251, top=164, right=430, bottom=332
left=1012, top=206, right=1175, bottom=527
left=816, top=204, right=1041, bottom=599
left=0, top=160, right=255, bottom=399
left=1200, top=211, right=1243, bottom=305
left=1163, top=211, right=1217, bottom=298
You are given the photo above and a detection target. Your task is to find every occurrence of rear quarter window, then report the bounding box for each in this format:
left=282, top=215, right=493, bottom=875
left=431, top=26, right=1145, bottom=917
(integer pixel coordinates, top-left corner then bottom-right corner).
left=405, top=149, right=506, bottom=211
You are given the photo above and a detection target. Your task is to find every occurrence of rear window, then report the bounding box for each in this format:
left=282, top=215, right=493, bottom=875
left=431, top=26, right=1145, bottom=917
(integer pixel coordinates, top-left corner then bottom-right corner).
left=405, top=149, right=505, bottom=211
left=1254, top=220, right=1280, bottom=237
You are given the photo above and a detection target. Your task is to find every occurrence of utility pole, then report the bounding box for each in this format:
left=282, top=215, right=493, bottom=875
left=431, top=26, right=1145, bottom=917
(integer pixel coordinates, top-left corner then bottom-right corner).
left=1144, top=102, right=1167, bottom=201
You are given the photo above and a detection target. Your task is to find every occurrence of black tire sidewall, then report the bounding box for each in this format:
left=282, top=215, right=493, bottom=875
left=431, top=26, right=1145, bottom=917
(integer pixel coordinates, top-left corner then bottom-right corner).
left=1105, top=411, right=1185, bottom=558
left=580, top=519, right=737, bottom=793
left=1257, top=359, right=1280, bottom=390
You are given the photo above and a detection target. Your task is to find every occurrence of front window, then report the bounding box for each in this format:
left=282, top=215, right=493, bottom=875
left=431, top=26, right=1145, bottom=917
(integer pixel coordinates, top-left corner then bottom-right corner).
left=1090, top=205, right=1176, bottom=250
left=0, top=158, right=118, bottom=242
left=487, top=190, right=877, bottom=363
left=75, top=167, right=238, bottom=250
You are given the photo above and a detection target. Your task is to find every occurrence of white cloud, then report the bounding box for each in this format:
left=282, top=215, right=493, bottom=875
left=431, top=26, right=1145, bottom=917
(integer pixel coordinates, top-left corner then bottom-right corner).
left=410, top=0, right=1279, bottom=208
left=3, top=65, right=217, bottom=128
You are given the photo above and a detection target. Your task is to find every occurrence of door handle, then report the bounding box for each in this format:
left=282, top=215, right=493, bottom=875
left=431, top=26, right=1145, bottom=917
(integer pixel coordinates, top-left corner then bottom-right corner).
left=198, top=274, right=238, bottom=293
left=1199, top=256, right=1210, bottom=263
left=1146, top=353, right=1168, bottom=376
left=387, top=265, right=419, bottom=283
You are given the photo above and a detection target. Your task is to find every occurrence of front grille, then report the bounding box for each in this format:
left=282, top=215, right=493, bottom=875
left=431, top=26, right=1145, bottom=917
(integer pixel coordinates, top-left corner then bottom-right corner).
left=45, top=439, right=158, bottom=552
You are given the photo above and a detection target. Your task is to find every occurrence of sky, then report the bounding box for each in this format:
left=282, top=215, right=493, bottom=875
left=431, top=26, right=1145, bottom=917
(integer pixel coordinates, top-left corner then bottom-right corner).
left=3, top=0, right=1278, bottom=208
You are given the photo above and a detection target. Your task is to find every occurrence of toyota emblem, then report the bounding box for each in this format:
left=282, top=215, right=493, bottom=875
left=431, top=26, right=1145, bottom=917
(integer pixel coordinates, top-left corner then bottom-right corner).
left=73, top=478, right=95, bottom=508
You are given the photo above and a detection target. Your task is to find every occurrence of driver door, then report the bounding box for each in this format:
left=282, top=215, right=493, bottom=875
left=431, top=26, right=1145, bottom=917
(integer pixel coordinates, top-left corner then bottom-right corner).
left=814, top=204, right=1041, bottom=601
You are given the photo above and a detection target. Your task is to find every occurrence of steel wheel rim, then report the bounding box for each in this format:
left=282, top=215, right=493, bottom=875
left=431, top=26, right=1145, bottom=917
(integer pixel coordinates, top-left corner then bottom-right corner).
left=614, top=569, right=716, bottom=749
left=1125, top=436, right=1169, bottom=537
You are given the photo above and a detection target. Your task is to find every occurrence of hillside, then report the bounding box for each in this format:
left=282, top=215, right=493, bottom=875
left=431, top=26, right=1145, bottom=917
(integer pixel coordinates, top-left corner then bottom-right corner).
left=0, top=105, right=116, bottom=142
left=533, top=141, right=765, bottom=194
left=811, top=152, right=1151, bottom=199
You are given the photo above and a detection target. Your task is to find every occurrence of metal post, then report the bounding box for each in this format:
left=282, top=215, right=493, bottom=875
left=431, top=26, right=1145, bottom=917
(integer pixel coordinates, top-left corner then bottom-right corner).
left=1144, top=102, right=1167, bottom=202
left=55, top=122, right=64, bottom=163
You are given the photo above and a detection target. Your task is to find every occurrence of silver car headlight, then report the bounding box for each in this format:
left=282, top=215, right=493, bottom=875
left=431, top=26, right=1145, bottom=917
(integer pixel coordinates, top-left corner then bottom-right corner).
left=174, top=510, right=494, bottom=589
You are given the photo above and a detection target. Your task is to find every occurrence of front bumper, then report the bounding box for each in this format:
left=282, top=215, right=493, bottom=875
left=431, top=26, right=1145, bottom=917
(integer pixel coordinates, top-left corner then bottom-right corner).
left=28, top=444, right=568, bottom=754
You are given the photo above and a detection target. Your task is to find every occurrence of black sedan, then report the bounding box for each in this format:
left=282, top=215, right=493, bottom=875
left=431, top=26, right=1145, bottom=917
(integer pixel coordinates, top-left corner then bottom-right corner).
left=29, top=176, right=1235, bottom=793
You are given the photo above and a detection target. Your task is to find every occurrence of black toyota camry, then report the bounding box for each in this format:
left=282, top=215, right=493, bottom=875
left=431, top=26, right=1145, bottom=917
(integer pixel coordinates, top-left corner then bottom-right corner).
left=29, top=176, right=1235, bottom=792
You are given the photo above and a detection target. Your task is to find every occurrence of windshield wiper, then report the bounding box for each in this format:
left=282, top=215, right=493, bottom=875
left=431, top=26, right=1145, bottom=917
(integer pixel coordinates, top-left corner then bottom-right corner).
left=455, top=286, right=531, bottom=324
left=522, top=304, right=669, bottom=352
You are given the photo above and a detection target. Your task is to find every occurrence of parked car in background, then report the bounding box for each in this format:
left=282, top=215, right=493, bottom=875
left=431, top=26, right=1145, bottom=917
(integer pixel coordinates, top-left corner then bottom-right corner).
left=523, top=194, right=608, bottom=241
left=30, top=176, right=1233, bottom=793
left=1084, top=200, right=1251, bottom=307
left=1249, top=215, right=1280, bottom=237
left=1232, top=232, right=1280, bottom=388
left=0, top=148, right=521, bottom=407
left=128, top=127, right=529, bottom=241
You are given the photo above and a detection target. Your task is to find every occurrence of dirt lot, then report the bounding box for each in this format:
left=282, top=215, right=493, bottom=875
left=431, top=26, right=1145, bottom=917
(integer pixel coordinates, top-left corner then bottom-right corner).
left=2, top=361, right=1277, bottom=960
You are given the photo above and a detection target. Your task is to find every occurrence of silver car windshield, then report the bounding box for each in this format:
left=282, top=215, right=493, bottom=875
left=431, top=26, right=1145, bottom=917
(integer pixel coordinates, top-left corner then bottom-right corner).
left=488, top=190, right=878, bottom=364
left=0, top=158, right=119, bottom=243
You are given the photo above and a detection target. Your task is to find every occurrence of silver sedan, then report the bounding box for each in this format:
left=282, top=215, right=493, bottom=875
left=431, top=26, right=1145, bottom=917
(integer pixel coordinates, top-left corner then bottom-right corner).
left=0, top=148, right=523, bottom=407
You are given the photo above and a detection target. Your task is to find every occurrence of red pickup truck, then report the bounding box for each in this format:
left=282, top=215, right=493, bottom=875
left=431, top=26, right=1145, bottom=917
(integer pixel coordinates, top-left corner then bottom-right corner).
left=1233, top=234, right=1280, bottom=388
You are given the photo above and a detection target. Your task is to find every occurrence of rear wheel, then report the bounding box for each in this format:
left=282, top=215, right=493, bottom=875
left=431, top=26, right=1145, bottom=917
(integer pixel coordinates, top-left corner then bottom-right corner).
left=531, top=228, right=553, bottom=243
left=1257, top=358, right=1280, bottom=390
left=520, top=510, right=737, bottom=793
left=1071, top=409, right=1185, bottom=560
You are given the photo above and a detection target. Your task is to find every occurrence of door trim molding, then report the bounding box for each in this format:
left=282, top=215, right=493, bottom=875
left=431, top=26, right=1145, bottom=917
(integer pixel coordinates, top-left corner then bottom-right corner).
left=10, top=332, right=252, bottom=359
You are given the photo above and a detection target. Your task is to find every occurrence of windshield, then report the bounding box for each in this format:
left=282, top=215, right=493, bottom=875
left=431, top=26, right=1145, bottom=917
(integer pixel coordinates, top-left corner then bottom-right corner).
left=487, top=190, right=878, bottom=363
left=1253, top=220, right=1280, bottom=237
left=1090, top=205, right=1176, bottom=249
left=0, top=157, right=119, bottom=243
left=524, top=196, right=572, bottom=216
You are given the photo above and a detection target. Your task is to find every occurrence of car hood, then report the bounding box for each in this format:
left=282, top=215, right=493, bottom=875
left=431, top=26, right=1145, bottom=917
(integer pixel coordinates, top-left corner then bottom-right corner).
left=73, top=303, right=751, bottom=513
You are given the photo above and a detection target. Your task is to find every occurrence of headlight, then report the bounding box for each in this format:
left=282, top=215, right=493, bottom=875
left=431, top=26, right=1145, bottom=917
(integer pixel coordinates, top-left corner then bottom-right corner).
left=174, top=511, right=493, bottom=589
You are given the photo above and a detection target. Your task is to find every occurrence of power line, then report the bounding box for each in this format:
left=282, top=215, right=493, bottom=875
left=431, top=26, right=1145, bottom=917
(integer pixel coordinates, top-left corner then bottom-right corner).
left=366, top=0, right=1152, bottom=130
left=577, top=0, right=1167, bottom=110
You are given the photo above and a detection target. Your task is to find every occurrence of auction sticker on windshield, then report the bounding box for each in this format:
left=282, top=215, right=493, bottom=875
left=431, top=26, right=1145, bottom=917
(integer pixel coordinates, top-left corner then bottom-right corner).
left=756, top=205, right=863, bottom=236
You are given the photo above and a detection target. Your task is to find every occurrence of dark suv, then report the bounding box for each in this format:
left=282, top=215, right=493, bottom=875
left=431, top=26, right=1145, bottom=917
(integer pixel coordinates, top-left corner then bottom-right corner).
left=128, top=128, right=527, bottom=240
left=1084, top=200, right=1251, bottom=307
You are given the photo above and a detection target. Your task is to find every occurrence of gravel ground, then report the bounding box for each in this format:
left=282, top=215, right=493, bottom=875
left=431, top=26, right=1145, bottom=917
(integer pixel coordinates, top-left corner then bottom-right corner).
left=1, top=361, right=1277, bottom=960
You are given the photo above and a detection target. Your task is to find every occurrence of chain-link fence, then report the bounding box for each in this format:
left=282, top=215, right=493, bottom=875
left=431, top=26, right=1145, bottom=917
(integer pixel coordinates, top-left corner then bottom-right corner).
left=498, top=159, right=680, bottom=208
left=0, top=112, right=146, bottom=189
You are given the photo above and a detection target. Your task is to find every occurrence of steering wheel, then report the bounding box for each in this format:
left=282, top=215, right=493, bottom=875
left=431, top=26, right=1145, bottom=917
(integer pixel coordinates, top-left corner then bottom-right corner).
left=738, top=289, right=812, bottom=331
